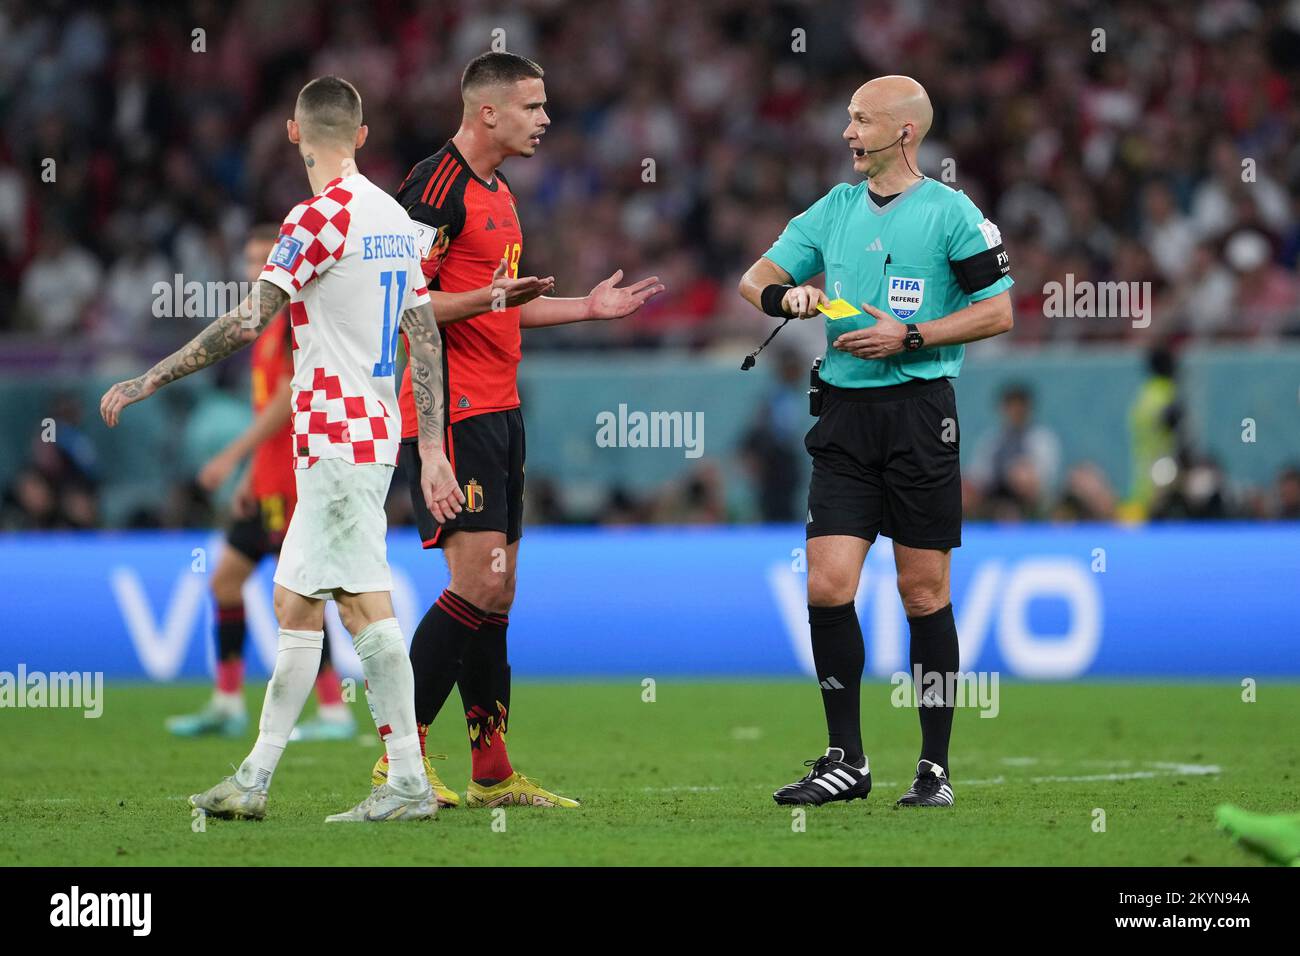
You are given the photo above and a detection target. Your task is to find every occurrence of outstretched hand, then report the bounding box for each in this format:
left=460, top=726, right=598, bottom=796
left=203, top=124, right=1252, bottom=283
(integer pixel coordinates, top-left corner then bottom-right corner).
left=585, top=269, right=665, bottom=320
left=491, top=257, right=554, bottom=309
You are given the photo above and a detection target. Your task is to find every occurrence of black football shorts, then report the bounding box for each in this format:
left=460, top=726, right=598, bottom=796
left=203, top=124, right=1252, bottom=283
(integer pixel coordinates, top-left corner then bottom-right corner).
left=401, top=407, right=526, bottom=549
left=804, top=377, right=962, bottom=550
left=225, top=494, right=291, bottom=562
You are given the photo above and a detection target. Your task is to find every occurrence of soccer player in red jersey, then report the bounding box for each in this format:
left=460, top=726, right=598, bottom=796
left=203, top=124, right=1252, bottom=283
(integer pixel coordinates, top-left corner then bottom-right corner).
left=370, top=52, right=664, bottom=808
left=165, top=225, right=354, bottom=742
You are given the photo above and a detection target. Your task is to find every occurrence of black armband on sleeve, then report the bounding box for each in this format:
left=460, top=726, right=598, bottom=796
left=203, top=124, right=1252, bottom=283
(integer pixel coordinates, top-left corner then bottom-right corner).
left=950, top=244, right=1011, bottom=295
left=761, top=284, right=792, bottom=318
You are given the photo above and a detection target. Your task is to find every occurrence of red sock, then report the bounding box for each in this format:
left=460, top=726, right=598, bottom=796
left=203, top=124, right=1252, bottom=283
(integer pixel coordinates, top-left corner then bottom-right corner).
left=379, top=723, right=431, bottom=775
left=216, top=659, right=243, bottom=695
left=468, top=704, right=513, bottom=783
left=314, top=666, right=343, bottom=706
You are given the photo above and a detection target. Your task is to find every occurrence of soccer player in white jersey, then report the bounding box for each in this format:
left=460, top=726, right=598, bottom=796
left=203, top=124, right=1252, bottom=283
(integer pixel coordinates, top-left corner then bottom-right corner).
left=100, top=76, right=465, bottom=822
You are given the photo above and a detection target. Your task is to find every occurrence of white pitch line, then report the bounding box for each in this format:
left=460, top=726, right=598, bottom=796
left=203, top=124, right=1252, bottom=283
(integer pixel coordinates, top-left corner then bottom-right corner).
left=644, top=762, right=1221, bottom=793
left=964, top=762, right=1220, bottom=786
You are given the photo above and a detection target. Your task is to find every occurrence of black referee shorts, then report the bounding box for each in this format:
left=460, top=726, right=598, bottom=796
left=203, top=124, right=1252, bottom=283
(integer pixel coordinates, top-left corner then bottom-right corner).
left=400, top=408, right=526, bottom=549
left=805, top=377, right=962, bottom=550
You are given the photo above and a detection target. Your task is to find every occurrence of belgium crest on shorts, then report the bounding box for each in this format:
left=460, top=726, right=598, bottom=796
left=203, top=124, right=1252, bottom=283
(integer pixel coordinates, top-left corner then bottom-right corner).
left=464, top=478, right=485, bottom=513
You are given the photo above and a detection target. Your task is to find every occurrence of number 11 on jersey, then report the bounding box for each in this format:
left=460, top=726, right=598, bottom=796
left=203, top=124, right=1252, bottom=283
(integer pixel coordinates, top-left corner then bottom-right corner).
left=372, top=269, right=407, bottom=377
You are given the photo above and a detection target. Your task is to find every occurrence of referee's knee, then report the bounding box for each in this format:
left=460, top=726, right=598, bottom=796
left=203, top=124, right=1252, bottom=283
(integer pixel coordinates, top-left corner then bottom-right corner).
left=807, top=569, right=859, bottom=607
left=897, top=584, right=950, bottom=619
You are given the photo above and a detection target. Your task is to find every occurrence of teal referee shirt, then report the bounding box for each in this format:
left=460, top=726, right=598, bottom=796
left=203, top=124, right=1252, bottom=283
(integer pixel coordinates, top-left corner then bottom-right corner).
left=764, top=177, right=1013, bottom=389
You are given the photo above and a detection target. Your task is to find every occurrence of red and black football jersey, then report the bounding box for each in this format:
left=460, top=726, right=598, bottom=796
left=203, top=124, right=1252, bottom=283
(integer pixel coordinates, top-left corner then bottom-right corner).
left=395, top=141, right=525, bottom=434
left=247, top=309, right=297, bottom=505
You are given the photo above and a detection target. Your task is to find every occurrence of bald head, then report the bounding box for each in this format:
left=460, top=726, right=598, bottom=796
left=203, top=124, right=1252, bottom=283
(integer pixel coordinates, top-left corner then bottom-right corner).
left=843, top=75, right=932, bottom=185
left=853, top=75, right=933, bottom=144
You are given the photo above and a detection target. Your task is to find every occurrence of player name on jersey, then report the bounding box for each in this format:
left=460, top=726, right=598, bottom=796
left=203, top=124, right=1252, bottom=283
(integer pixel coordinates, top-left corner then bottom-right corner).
left=361, top=234, right=419, bottom=260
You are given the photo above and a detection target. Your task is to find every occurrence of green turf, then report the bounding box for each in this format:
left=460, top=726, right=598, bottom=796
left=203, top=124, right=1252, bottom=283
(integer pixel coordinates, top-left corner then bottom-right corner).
left=1, top=680, right=1295, bottom=866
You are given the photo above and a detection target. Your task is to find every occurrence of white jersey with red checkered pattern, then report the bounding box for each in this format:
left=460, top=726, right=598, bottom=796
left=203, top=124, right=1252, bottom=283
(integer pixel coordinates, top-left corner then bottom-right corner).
left=260, top=172, right=430, bottom=469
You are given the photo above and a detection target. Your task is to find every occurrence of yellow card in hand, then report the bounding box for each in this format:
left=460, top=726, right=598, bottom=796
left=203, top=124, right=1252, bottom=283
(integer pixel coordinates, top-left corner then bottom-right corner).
left=817, top=298, right=862, bottom=320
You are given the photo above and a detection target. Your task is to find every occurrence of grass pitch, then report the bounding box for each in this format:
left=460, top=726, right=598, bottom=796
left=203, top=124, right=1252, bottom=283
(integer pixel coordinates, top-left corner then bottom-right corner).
left=2, top=680, right=1294, bottom=866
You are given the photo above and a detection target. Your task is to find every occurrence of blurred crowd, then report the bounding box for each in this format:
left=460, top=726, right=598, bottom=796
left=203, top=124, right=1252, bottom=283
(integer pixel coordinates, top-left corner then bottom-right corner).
left=2, top=0, right=1298, bottom=529
left=2, top=0, right=1299, bottom=348
left=8, top=344, right=1299, bottom=530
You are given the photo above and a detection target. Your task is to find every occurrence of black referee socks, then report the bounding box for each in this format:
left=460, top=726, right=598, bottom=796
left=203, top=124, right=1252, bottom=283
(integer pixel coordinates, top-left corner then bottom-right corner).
left=907, top=603, right=960, bottom=775
left=808, top=601, right=866, bottom=765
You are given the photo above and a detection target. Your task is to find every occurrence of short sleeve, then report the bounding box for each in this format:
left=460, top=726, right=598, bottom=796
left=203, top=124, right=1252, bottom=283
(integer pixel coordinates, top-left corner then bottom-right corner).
left=404, top=274, right=431, bottom=311
left=946, top=192, right=1013, bottom=302
left=763, top=186, right=842, bottom=285
left=261, top=188, right=353, bottom=295
left=397, top=162, right=466, bottom=284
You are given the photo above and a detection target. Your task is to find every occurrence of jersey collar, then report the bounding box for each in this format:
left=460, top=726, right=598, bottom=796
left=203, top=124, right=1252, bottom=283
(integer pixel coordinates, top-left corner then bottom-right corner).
left=447, top=140, right=499, bottom=192
left=863, top=176, right=928, bottom=216
left=319, top=171, right=363, bottom=194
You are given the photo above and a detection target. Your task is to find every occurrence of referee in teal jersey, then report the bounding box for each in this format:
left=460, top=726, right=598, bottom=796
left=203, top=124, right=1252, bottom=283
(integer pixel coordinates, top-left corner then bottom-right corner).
left=740, top=76, right=1013, bottom=808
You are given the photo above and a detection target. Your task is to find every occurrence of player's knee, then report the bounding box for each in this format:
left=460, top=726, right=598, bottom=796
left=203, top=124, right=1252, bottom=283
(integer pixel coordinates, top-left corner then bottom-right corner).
left=274, top=588, right=320, bottom=632
left=334, top=602, right=361, bottom=636
left=455, top=575, right=513, bottom=615
left=447, top=557, right=514, bottom=611
left=210, top=565, right=246, bottom=607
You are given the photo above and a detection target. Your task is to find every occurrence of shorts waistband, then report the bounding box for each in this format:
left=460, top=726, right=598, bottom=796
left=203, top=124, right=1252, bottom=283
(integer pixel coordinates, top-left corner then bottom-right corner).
left=823, top=377, right=952, bottom=403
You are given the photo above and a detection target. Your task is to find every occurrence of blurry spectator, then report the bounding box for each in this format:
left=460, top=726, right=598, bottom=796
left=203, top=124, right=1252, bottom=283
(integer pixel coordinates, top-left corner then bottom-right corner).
left=1271, top=465, right=1300, bottom=520
left=102, top=235, right=173, bottom=345
left=738, top=350, right=805, bottom=522
left=1, top=468, right=64, bottom=530
left=599, top=485, right=648, bottom=527
left=1191, top=138, right=1290, bottom=241
left=1128, top=346, right=1183, bottom=513
left=17, top=223, right=101, bottom=334
left=1168, top=243, right=1236, bottom=337
left=1151, top=453, right=1234, bottom=520
left=1222, top=230, right=1299, bottom=337
left=1, top=394, right=99, bottom=529
left=1142, top=181, right=1197, bottom=283
left=1051, top=464, right=1118, bottom=523
left=970, top=384, right=1062, bottom=520
left=649, top=462, right=728, bottom=524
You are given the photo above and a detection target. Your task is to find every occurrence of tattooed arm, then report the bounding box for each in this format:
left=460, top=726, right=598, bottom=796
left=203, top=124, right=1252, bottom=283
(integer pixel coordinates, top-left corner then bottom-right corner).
left=100, top=280, right=289, bottom=427
left=398, top=300, right=465, bottom=523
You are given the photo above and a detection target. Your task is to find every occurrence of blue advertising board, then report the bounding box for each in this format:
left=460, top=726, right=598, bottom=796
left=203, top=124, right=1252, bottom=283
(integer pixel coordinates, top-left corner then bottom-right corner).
left=2, top=524, right=1297, bottom=679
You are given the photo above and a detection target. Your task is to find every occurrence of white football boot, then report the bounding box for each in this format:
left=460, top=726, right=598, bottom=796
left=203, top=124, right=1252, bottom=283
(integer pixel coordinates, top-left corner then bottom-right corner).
left=189, top=776, right=268, bottom=820
left=324, top=782, right=438, bottom=823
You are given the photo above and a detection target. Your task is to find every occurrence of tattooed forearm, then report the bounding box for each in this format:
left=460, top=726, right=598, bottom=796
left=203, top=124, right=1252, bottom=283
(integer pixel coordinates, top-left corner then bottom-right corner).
left=141, top=281, right=289, bottom=391
left=399, top=301, right=446, bottom=449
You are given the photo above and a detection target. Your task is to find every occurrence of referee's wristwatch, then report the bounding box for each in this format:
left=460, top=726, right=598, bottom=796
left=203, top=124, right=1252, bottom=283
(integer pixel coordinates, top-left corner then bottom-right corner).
left=903, top=323, right=925, bottom=352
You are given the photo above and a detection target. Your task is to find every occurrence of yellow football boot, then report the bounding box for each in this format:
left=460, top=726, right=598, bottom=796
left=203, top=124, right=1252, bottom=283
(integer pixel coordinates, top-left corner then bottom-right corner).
left=465, top=771, right=581, bottom=809
left=371, top=752, right=461, bottom=808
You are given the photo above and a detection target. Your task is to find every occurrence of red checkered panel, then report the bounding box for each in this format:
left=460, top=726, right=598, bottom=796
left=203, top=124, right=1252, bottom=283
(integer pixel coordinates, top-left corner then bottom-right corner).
left=261, top=182, right=353, bottom=291
left=292, top=367, right=395, bottom=468
left=259, top=173, right=429, bottom=472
